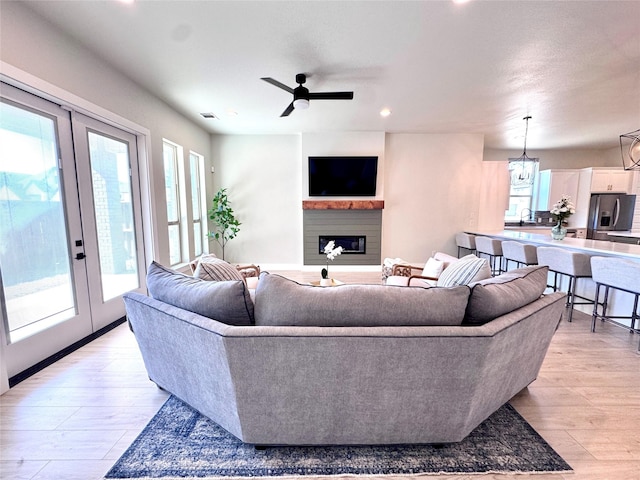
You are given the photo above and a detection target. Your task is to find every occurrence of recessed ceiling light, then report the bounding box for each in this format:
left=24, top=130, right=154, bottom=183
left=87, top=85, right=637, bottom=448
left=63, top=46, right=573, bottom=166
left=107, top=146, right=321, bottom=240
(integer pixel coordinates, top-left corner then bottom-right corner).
left=380, top=108, right=392, bottom=117
left=200, top=112, right=219, bottom=119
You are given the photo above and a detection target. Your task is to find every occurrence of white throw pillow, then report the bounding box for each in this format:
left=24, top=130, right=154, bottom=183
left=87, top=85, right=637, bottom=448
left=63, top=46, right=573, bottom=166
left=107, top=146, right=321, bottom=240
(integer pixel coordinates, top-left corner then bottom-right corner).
left=437, top=255, right=491, bottom=287
left=421, top=257, right=445, bottom=279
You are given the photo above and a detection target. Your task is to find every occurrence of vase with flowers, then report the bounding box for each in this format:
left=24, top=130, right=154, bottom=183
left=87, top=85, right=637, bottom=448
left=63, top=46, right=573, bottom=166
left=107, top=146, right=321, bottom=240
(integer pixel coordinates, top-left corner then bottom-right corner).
left=320, top=240, right=343, bottom=285
left=550, top=195, right=575, bottom=240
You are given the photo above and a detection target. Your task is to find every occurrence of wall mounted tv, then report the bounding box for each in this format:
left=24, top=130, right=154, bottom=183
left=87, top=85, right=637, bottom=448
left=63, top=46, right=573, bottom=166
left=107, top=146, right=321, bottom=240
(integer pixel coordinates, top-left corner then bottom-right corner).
left=308, top=156, right=378, bottom=196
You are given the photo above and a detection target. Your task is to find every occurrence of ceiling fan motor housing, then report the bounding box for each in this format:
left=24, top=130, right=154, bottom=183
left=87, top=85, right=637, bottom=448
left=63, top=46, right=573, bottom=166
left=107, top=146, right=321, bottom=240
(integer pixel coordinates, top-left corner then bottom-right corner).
left=293, top=85, right=310, bottom=101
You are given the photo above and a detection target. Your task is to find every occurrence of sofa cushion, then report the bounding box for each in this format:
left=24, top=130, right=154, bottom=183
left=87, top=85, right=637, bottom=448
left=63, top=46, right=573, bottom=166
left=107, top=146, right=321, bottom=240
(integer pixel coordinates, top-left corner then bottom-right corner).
left=193, top=255, right=244, bottom=282
left=146, top=261, right=254, bottom=325
left=254, top=272, right=470, bottom=327
left=463, top=265, right=548, bottom=325
left=436, top=254, right=491, bottom=287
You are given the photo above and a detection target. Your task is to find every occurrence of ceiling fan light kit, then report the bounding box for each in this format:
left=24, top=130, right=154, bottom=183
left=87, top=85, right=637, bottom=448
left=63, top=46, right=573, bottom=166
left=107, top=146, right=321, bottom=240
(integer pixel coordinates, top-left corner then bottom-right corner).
left=620, top=128, right=640, bottom=171
left=293, top=98, right=309, bottom=110
left=261, top=73, right=353, bottom=117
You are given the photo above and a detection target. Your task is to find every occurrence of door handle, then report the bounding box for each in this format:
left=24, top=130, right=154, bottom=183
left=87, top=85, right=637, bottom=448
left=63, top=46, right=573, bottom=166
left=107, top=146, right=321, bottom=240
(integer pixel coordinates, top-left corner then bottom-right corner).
left=613, top=198, right=620, bottom=227
left=75, top=252, right=86, bottom=260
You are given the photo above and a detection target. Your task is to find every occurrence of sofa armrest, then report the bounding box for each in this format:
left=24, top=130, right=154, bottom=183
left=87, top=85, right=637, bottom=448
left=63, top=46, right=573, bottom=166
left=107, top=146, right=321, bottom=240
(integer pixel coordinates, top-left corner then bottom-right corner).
left=407, top=274, right=438, bottom=287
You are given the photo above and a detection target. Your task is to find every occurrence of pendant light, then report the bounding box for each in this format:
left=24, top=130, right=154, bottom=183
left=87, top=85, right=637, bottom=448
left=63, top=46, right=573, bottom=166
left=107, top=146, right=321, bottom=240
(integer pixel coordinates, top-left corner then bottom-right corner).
left=620, top=129, right=640, bottom=170
left=509, top=116, right=539, bottom=186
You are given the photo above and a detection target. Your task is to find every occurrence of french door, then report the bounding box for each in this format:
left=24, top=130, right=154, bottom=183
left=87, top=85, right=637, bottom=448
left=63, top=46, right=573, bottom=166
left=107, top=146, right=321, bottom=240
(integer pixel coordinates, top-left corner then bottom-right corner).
left=0, top=82, right=146, bottom=378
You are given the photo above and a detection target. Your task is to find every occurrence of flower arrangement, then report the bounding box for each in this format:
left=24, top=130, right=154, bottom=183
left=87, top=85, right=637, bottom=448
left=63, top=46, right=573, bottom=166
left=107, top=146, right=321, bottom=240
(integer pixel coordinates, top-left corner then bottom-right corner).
left=550, top=194, right=576, bottom=225
left=321, top=240, right=343, bottom=279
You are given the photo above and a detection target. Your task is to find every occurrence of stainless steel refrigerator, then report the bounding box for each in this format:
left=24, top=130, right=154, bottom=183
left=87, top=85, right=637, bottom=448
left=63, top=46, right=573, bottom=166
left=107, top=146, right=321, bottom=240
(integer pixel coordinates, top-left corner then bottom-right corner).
left=587, top=193, right=637, bottom=240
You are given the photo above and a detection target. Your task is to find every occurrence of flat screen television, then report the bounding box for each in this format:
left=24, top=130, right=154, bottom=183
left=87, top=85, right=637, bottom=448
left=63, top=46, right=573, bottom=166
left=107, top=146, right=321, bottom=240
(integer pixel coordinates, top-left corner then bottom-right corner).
left=308, top=156, right=378, bottom=196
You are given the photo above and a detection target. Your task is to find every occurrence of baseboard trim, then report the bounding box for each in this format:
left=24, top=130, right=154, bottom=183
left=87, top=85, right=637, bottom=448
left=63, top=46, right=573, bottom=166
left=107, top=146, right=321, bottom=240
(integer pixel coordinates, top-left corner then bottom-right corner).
left=8, top=317, right=127, bottom=388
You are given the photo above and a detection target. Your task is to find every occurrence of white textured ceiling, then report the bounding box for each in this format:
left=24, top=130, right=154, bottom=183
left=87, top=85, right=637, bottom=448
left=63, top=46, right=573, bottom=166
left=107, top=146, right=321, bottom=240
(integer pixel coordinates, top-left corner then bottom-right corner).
left=21, top=0, right=640, bottom=150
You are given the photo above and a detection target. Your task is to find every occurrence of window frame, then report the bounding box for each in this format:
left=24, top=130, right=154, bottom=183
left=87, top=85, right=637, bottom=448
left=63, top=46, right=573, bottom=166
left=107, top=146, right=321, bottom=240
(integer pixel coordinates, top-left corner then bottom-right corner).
left=189, top=151, right=206, bottom=257
left=505, top=159, right=539, bottom=223
left=163, top=140, right=183, bottom=266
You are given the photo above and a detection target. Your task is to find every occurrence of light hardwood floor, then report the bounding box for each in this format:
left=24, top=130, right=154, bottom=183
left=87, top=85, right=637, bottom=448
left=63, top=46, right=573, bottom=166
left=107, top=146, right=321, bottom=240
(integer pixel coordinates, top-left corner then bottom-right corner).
left=1, top=270, right=639, bottom=480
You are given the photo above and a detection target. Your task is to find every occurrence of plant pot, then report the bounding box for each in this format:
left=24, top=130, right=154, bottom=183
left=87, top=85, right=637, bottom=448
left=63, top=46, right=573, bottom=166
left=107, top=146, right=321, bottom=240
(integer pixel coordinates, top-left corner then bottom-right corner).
left=320, top=278, right=333, bottom=286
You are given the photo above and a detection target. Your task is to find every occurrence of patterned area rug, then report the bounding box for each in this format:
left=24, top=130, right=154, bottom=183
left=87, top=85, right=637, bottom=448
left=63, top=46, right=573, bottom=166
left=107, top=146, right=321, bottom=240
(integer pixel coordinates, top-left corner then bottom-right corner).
left=105, top=396, right=571, bottom=479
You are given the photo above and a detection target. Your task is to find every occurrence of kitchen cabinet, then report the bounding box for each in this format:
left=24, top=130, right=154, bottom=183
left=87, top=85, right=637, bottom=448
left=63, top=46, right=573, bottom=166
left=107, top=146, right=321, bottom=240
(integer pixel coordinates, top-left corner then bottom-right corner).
left=573, top=168, right=634, bottom=229
left=587, top=168, right=632, bottom=193
left=535, top=169, right=580, bottom=211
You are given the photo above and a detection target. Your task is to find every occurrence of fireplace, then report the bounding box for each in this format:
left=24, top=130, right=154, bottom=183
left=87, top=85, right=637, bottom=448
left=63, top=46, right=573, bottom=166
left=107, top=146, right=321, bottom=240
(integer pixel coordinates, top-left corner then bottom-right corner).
left=303, top=209, right=381, bottom=266
left=319, top=235, right=366, bottom=255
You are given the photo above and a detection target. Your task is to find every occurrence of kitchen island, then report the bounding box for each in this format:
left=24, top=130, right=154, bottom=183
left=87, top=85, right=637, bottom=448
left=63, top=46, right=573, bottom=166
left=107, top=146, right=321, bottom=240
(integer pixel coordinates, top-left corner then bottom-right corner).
left=466, top=229, right=640, bottom=260
left=465, top=229, right=640, bottom=330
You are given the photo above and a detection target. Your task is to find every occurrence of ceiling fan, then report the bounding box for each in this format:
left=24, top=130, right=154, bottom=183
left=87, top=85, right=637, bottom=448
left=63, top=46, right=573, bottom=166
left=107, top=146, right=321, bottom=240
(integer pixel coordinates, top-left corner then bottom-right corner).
left=261, top=73, right=354, bottom=117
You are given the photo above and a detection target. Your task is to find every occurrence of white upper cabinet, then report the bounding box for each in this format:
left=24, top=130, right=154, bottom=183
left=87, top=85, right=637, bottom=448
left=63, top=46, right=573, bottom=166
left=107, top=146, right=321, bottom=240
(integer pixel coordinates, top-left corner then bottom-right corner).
left=586, top=168, right=633, bottom=193
left=535, top=169, right=580, bottom=211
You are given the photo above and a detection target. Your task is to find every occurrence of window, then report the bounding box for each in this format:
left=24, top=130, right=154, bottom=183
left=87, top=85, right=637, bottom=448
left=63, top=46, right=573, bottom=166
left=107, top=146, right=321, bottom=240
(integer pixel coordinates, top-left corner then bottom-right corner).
left=189, top=151, right=205, bottom=257
left=163, top=141, right=182, bottom=265
left=505, top=159, right=538, bottom=223
left=163, top=141, right=207, bottom=266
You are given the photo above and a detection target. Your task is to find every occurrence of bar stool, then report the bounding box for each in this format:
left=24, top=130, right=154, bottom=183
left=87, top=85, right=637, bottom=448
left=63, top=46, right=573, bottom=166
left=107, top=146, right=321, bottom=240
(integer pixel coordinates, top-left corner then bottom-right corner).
left=455, top=232, right=476, bottom=258
left=501, top=241, right=538, bottom=271
left=590, top=256, right=640, bottom=349
left=474, top=236, right=503, bottom=276
left=537, top=246, right=594, bottom=323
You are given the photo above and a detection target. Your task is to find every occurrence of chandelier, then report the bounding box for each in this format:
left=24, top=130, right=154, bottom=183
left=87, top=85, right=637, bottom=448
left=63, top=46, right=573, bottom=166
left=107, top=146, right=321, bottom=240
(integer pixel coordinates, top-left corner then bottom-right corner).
left=509, top=116, right=539, bottom=186
left=620, top=129, right=640, bottom=170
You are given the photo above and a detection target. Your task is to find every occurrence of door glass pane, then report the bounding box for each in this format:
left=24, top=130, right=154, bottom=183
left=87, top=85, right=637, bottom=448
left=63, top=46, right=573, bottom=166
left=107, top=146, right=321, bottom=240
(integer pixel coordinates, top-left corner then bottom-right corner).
left=0, top=101, right=76, bottom=341
left=87, top=131, right=139, bottom=301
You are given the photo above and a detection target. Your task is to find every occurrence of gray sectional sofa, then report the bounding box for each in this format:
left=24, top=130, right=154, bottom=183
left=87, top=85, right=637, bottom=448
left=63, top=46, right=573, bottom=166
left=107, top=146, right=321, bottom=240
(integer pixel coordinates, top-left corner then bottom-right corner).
left=123, top=262, right=565, bottom=446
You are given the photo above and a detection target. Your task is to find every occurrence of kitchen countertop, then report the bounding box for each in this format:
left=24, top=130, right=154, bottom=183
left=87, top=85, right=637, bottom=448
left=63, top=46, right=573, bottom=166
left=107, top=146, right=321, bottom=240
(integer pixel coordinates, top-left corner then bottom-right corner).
left=466, top=229, right=640, bottom=260
left=606, top=231, right=640, bottom=239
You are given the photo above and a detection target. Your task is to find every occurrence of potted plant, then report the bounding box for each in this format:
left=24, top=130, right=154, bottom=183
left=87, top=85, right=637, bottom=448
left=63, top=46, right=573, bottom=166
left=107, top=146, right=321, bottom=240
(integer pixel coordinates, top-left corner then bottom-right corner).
left=208, top=188, right=241, bottom=260
left=321, top=240, right=343, bottom=285
left=550, top=194, right=575, bottom=240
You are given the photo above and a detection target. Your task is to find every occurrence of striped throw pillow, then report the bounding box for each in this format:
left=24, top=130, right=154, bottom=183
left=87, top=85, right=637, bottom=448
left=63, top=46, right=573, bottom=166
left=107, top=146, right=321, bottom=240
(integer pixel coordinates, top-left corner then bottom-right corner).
left=194, top=257, right=244, bottom=282
left=436, top=255, right=491, bottom=287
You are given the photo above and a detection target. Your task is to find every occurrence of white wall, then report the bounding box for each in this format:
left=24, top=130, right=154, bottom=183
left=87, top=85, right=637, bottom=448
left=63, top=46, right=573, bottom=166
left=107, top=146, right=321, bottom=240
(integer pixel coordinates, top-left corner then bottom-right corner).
left=0, top=1, right=211, bottom=266
left=382, top=133, right=486, bottom=263
left=210, top=134, right=302, bottom=265
left=209, top=131, right=384, bottom=266
left=301, top=132, right=386, bottom=200
left=211, top=132, right=491, bottom=266
left=483, top=147, right=620, bottom=170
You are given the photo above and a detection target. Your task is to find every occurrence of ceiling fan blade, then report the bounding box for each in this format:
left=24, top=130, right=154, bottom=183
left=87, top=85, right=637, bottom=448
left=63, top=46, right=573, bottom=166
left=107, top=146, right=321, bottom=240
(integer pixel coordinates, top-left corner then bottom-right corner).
left=280, top=102, right=295, bottom=117
left=308, top=91, right=354, bottom=100
left=261, top=77, right=294, bottom=93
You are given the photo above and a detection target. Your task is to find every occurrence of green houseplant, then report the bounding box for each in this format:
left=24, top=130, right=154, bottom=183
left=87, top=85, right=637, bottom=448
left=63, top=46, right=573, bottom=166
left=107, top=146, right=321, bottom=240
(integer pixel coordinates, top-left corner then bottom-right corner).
left=208, top=188, right=241, bottom=260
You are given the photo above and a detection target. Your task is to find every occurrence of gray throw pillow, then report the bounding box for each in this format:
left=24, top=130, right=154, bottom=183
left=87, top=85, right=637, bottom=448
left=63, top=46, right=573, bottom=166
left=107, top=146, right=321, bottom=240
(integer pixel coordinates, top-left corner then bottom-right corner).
left=463, top=265, right=548, bottom=325
left=193, top=256, right=244, bottom=282
left=146, top=261, right=254, bottom=325
left=254, top=272, right=469, bottom=327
